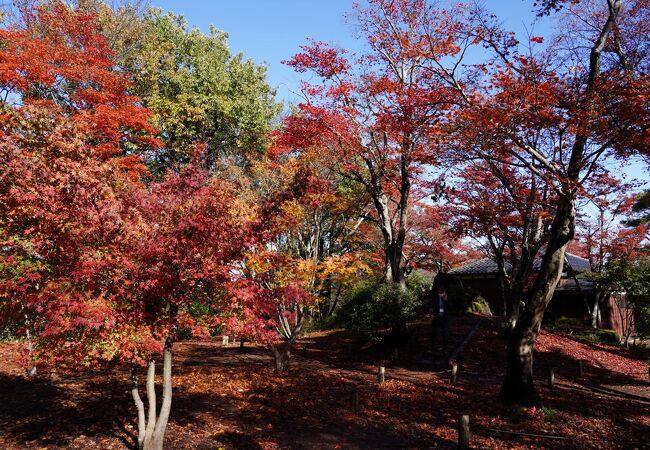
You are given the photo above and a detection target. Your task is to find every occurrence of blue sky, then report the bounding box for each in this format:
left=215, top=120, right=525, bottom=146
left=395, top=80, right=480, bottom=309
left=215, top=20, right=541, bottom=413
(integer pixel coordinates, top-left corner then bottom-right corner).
left=149, top=1, right=550, bottom=104
left=149, top=0, right=647, bottom=185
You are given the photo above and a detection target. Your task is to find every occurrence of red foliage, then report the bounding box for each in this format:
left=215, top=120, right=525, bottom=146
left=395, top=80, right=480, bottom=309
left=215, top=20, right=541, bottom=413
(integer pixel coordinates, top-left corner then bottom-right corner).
left=276, top=0, right=470, bottom=282
left=0, top=1, right=159, bottom=174
left=0, top=4, right=258, bottom=368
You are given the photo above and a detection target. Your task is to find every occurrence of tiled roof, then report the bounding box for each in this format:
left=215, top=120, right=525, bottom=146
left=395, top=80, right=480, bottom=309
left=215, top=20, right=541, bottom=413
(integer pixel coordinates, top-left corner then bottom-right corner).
left=565, top=253, right=591, bottom=272
left=449, top=253, right=591, bottom=275
left=448, top=258, right=510, bottom=275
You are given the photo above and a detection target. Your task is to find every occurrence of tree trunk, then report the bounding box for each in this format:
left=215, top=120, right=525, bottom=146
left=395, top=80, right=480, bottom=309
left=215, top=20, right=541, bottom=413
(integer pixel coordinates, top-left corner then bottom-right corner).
left=367, top=159, right=408, bottom=289
left=131, top=340, right=174, bottom=450
left=500, top=196, right=575, bottom=406
left=142, top=359, right=156, bottom=449
left=24, top=315, right=37, bottom=377
left=387, top=242, right=406, bottom=289
left=270, top=342, right=292, bottom=371
left=151, top=339, right=173, bottom=450
left=504, top=254, right=535, bottom=331
left=131, top=367, right=146, bottom=449
left=500, top=309, right=542, bottom=406
left=590, top=292, right=603, bottom=328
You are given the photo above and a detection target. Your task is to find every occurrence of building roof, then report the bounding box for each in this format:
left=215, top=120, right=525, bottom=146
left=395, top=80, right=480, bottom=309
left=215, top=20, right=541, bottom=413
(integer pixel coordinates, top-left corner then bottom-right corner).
left=448, top=258, right=507, bottom=275
left=449, top=252, right=591, bottom=276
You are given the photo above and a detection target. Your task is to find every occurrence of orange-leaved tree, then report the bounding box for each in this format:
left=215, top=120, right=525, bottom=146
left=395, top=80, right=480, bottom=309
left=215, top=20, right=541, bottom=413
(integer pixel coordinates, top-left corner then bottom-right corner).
left=0, top=4, right=261, bottom=449
left=276, top=0, right=467, bottom=287
left=450, top=0, right=650, bottom=405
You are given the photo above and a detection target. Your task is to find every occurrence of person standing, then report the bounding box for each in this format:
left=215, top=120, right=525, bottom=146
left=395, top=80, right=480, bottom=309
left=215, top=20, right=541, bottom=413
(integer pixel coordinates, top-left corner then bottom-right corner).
left=432, top=288, right=449, bottom=353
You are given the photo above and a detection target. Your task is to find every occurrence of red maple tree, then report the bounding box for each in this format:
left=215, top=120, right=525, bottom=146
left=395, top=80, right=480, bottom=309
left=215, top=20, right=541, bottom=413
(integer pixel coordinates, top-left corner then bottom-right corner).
left=449, top=0, right=650, bottom=404
left=276, top=0, right=467, bottom=286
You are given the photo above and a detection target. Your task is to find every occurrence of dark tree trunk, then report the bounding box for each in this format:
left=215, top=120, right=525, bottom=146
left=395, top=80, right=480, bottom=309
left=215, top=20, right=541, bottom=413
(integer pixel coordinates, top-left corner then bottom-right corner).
left=500, top=196, right=575, bottom=406
left=270, top=342, right=292, bottom=371
left=500, top=309, right=541, bottom=406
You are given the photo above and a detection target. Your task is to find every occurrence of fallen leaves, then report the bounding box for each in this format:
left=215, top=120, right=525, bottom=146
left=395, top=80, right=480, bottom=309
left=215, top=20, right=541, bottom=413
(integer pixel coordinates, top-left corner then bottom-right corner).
left=0, top=319, right=648, bottom=449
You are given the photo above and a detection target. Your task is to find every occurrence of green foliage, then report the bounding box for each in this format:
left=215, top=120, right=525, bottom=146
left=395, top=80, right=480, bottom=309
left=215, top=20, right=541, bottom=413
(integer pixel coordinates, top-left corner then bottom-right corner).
left=123, top=9, right=280, bottom=172
left=336, top=276, right=428, bottom=338
left=593, top=329, right=620, bottom=344
left=405, top=271, right=432, bottom=302
left=431, top=273, right=485, bottom=314
left=548, top=316, right=621, bottom=345
left=540, top=406, right=558, bottom=422
left=554, top=316, right=583, bottom=329
left=591, top=258, right=650, bottom=339
left=468, top=296, right=492, bottom=315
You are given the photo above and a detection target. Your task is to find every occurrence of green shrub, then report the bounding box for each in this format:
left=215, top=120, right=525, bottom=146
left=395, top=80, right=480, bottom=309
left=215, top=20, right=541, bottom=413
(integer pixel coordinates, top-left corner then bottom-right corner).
left=541, top=406, right=558, bottom=422
left=336, top=276, right=428, bottom=339
left=468, top=296, right=492, bottom=315
left=548, top=316, right=621, bottom=345
left=431, top=273, right=483, bottom=314
left=555, top=316, right=583, bottom=330
left=593, top=329, right=618, bottom=344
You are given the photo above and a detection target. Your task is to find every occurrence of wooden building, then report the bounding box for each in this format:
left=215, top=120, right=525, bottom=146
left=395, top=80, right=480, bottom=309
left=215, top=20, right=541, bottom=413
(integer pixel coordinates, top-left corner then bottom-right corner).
left=447, top=253, right=632, bottom=339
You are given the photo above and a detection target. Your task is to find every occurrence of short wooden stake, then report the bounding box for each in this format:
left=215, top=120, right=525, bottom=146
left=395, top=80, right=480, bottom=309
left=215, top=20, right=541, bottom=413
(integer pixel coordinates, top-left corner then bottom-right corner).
left=378, top=366, right=385, bottom=384
left=458, top=414, right=470, bottom=449
left=548, top=367, right=555, bottom=390
left=350, top=388, right=360, bottom=412
left=222, top=335, right=229, bottom=346
left=239, top=338, right=245, bottom=349
left=450, top=360, right=458, bottom=385
left=577, top=360, right=583, bottom=378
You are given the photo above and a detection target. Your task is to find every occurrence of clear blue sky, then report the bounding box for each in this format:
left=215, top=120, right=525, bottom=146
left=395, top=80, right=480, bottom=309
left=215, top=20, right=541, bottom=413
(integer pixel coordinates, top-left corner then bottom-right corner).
left=149, top=0, right=647, bottom=186
left=149, top=1, right=550, bottom=104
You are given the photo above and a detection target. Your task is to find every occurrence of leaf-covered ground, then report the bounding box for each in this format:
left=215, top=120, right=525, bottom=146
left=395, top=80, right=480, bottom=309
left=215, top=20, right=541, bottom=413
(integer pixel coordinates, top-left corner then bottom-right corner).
left=0, top=316, right=648, bottom=449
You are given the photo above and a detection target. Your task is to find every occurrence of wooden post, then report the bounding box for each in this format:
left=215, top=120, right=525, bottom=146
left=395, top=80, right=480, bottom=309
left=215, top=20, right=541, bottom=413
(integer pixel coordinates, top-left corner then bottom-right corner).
left=350, top=388, right=360, bottom=412
left=239, top=338, right=245, bottom=349
left=548, top=367, right=555, bottom=390
left=222, top=335, right=229, bottom=347
left=378, top=366, right=385, bottom=384
left=577, top=360, right=583, bottom=378
left=450, top=360, right=458, bottom=385
left=458, top=414, right=470, bottom=449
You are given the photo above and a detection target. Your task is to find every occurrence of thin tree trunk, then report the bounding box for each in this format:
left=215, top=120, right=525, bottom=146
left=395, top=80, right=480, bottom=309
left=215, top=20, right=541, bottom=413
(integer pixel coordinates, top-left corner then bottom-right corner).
left=131, top=367, right=146, bottom=449
left=590, top=293, right=603, bottom=329
left=24, top=314, right=37, bottom=377
left=131, top=341, right=174, bottom=450
left=151, top=339, right=173, bottom=450
left=142, top=359, right=156, bottom=449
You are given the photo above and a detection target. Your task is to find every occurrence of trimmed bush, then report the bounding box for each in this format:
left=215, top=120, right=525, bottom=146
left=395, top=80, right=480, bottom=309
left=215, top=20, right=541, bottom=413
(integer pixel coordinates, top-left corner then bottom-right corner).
left=336, top=275, right=429, bottom=340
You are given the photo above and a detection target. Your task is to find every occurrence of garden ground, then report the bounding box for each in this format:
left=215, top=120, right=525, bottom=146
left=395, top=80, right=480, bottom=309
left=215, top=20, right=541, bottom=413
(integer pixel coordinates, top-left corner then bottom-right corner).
left=0, top=315, right=648, bottom=449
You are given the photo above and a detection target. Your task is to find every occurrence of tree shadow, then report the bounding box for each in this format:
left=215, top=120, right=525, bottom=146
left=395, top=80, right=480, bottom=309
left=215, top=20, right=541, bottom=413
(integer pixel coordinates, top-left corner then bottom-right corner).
left=167, top=355, right=459, bottom=449
left=0, top=372, right=136, bottom=448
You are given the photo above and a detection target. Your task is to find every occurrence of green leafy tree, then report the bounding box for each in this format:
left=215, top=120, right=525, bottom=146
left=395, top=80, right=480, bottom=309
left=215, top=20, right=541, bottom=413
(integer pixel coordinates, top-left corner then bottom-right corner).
left=123, top=9, right=279, bottom=170
left=125, top=9, right=280, bottom=172
left=591, top=259, right=650, bottom=345
left=625, top=190, right=650, bottom=226
left=70, top=1, right=280, bottom=172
